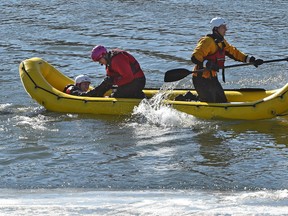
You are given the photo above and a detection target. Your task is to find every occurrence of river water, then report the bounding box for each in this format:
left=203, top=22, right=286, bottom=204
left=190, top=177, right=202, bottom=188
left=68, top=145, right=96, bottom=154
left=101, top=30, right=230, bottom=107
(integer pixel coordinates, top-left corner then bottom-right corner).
left=1, top=0, right=288, bottom=215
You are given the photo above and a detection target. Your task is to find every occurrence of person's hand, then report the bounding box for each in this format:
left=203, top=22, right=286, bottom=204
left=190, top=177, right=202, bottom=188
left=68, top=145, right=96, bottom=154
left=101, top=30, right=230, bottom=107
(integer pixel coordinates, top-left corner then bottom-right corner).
left=204, top=60, right=219, bottom=71
left=249, top=56, right=264, bottom=67
left=88, top=76, right=113, bottom=97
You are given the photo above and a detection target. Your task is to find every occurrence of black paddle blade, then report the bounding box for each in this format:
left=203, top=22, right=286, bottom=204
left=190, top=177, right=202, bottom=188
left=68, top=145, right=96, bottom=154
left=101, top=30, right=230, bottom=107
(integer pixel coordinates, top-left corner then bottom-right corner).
left=164, top=68, right=192, bottom=82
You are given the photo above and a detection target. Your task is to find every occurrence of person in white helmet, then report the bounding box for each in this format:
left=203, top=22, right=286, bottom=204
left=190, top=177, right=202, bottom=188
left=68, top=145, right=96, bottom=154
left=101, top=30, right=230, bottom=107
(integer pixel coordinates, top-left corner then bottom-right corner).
left=64, top=74, right=92, bottom=95
left=190, top=17, right=263, bottom=103
left=64, top=74, right=113, bottom=97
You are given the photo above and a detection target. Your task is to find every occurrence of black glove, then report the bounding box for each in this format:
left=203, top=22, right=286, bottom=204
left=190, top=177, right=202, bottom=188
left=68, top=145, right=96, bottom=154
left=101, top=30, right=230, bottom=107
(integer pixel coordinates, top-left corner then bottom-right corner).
left=204, top=60, right=219, bottom=71
left=249, top=56, right=264, bottom=68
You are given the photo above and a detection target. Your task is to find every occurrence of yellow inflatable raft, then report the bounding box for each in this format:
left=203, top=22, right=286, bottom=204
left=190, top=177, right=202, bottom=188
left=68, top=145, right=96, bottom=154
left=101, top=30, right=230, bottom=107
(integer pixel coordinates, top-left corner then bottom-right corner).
left=19, top=57, right=288, bottom=120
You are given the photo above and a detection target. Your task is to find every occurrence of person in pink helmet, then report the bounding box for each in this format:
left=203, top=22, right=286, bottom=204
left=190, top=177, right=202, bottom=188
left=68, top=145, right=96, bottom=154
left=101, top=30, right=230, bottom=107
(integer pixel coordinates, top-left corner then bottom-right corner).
left=91, top=45, right=146, bottom=98
left=190, top=17, right=263, bottom=103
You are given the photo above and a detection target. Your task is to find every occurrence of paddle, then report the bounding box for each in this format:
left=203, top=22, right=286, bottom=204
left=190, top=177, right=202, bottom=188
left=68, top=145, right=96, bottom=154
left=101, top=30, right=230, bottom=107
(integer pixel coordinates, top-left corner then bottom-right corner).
left=164, top=57, right=288, bottom=82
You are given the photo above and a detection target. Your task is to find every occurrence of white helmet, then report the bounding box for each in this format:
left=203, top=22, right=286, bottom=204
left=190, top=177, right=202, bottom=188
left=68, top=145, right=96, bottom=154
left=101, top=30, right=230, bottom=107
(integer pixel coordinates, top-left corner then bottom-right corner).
left=75, top=74, right=91, bottom=84
left=210, top=17, right=227, bottom=29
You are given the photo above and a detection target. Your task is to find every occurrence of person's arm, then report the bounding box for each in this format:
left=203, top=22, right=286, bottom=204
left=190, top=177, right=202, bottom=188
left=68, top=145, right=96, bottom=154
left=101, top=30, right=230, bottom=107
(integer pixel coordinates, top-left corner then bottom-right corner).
left=64, top=85, right=85, bottom=96
left=224, top=40, right=263, bottom=66
left=82, top=76, right=113, bottom=97
left=224, top=40, right=249, bottom=62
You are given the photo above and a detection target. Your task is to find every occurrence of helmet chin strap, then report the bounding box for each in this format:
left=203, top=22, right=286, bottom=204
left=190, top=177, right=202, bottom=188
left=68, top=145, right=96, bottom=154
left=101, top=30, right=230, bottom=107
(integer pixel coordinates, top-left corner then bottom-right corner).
left=98, top=54, right=108, bottom=66
left=213, top=29, right=224, bottom=41
left=213, top=28, right=220, bottom=34
left=105, top=52, right=112, bottom=67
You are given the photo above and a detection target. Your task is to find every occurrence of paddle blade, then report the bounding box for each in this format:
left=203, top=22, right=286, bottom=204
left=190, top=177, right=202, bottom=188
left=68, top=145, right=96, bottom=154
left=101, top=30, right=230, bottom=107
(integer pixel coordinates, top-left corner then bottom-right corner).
left=164, top=68, right=192, bottom=82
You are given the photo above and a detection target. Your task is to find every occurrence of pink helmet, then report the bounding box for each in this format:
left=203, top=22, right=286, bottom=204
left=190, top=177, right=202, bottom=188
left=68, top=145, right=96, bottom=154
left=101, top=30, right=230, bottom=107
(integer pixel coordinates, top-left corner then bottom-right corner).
left=91, top=45, right=107, bottom=61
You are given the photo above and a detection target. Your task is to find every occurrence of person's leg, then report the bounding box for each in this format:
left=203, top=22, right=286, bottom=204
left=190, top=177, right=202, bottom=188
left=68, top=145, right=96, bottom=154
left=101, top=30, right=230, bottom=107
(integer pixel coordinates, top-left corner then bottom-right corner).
left=211, top=77, right=227, bottom=103
left=193, top=76, right=214, bottom=102
left=112, top=77, right=146, bottom=98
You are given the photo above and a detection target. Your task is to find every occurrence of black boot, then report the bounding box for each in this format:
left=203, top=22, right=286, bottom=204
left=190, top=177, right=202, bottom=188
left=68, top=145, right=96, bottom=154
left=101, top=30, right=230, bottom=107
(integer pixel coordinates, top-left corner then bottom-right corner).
left=184, top=91, right=198, bottom=101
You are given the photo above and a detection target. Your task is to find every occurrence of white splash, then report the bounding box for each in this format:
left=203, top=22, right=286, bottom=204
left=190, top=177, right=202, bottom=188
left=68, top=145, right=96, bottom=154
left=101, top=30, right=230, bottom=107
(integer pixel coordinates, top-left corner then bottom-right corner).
left=132, top=83, right=198, bottom=128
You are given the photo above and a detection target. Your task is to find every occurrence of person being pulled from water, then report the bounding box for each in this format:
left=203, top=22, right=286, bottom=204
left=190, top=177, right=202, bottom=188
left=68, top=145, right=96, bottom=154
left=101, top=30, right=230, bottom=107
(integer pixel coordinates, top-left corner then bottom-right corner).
left=189, top=17, right=264, bottom=103
left=64, top=74, right=111, bottom=97
left=91, top=45, right=146, bottom=99
left=64, top=74, right=92, bottom=95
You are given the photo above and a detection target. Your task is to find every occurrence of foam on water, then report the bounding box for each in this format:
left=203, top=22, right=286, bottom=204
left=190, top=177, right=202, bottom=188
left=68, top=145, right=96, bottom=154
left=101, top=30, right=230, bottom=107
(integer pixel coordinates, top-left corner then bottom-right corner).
left=13, top=115, right=58, bottom=131
left=0, top=189, right=287, bottom=216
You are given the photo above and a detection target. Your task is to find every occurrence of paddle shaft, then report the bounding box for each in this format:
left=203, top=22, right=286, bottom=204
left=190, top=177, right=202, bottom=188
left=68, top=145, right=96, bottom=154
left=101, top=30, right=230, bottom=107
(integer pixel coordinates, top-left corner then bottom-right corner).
left=191, top=57, right=288, bottom=73
left=224, top=57, right=288, bottom=69
left=164, top=57, right=288, bottom=82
